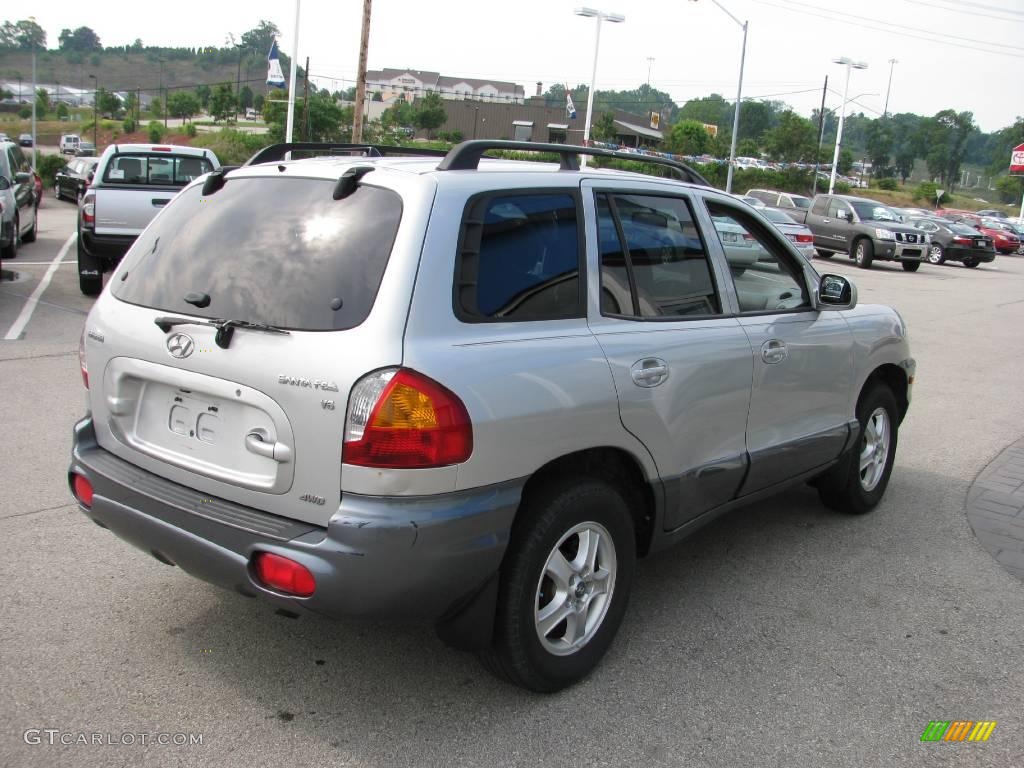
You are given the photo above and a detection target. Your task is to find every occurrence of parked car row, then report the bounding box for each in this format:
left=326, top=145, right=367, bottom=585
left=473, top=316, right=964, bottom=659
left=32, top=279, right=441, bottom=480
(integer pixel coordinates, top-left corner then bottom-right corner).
left=0, top=137, right=40, bottom=270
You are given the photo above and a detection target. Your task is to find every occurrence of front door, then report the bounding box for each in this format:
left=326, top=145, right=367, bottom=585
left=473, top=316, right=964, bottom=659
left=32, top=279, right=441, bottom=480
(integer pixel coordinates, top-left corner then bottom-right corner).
left=583, top=182, right=753, bottom=531
left=705, top=199, right=856, bottom=495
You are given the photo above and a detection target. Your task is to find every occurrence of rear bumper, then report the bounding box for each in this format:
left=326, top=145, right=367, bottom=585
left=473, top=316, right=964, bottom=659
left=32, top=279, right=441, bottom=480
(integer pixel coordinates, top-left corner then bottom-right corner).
left=947, top=245, right=995, bottom=263
left=69, top=417, right=521, bottom=622
left=79, top=230, right=135, bottom=263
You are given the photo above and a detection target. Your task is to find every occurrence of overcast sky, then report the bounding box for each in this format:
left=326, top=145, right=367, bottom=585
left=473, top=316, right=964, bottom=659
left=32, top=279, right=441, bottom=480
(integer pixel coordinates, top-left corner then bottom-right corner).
left=21, top=0, right=1024, bottom=132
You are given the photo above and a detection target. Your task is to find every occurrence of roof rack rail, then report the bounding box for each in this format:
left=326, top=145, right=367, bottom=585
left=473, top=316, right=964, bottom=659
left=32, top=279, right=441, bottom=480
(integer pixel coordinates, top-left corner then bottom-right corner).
left=436, top=140, right=713, bottom=187
left=245, top=142, right=450, bottom=166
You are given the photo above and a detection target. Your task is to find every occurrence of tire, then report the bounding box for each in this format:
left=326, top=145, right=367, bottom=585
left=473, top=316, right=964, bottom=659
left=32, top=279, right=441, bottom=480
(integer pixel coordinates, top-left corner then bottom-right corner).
left=963, top=258, right=979, bottom=269
left=854, top=238, right=874, bottom=269
left=480, top=477, right=636, bottom=692
left=817, top=384, right=898, bottom=515
left=54, top=183, right=62, bottom=201
left=927, top=243, right=945, bottom=265
left=76, top=187, right=84, bottom=205
left=77, top=238, right=103, bottom=296
left=21, top=207, right=36, bottom=244
left=1, top=214, right=18, bottom=260
left=901, top=260, right=920, bottom=272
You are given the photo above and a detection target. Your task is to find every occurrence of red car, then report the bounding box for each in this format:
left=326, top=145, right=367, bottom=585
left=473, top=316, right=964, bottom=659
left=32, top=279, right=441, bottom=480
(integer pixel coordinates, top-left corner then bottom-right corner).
left=977, top=219, right=1021, bottom=254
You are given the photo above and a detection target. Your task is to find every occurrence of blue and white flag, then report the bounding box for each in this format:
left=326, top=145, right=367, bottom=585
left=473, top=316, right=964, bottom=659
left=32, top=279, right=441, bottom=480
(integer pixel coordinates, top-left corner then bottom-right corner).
left=267, top=40, right=286, bottom=89
left=566, top=89, right=577, bottom=120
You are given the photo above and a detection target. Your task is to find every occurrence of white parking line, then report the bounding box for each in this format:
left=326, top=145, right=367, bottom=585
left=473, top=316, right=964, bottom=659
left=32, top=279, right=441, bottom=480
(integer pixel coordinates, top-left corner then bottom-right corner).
left=4, top=232, right=78, bottom=340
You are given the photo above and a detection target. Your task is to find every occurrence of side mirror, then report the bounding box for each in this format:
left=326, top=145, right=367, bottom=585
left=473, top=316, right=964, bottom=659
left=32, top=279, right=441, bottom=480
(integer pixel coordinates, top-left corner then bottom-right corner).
left=815, top=274, right=857, bottom=310
left=15, top=171, right=31, bottom=184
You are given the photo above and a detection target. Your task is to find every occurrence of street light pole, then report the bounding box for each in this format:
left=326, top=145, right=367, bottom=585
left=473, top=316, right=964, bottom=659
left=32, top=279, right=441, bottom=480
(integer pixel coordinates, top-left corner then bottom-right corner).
left=883, top=58, right=897, bottom=118
left=88, top=74, right=98, bottom=148
left=575, top=7, right=625, bottom=169
left=691, top=0, right=747, bottom=193
left=828, top=57, right=868, bottom=195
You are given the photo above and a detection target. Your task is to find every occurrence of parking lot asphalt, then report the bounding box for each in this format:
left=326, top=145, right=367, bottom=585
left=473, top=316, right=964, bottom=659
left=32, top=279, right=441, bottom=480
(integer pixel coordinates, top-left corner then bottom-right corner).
left=1, top=202, right=1022, bottom=767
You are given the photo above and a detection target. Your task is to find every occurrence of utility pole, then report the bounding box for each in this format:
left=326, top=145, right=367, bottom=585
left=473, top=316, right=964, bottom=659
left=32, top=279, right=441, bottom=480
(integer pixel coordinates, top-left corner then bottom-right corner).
left=646, top=57, right=654, bottom=88
left=236, top=45, right=243, bottom=122
left=302, top=56, right=310, bottom=140
left=812, top=75, right=828, bottom=197
left=31, top=48, right=37, bottom=167
left=883, top=58, right=897, bottom=118
left=352, top=0, right=372, bottom=143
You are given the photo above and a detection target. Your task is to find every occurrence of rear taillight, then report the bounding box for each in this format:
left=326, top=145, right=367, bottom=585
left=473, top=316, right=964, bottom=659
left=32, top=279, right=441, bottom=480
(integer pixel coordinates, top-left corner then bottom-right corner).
left=343, top=368, right=473, bottom=469
left=72, top=474, right=94, bottom=508
left=795, top=233, right=814, bottom=243
left=78, top=329, right=89, bottom=389
left=953, top=236, right=972, bottom=246
left=81, top=191, right=95, bottom=229
left=253, top=552, right=315, bottom=597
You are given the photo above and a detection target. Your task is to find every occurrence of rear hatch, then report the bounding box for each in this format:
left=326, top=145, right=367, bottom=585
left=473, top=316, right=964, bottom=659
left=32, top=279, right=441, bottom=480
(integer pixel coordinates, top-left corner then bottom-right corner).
left=84, top=171, right=422, bottom=526
left=94, top=151, right=217, bottom=237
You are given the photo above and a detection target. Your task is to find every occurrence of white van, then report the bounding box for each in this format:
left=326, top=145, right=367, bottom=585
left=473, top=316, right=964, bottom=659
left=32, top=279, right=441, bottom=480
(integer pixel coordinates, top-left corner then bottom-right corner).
left=60, top=134, right=81, bottom=155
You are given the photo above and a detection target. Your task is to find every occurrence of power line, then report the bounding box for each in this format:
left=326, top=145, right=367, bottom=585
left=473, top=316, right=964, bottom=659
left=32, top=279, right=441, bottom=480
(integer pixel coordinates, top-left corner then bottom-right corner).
left=900, top=0, right=1024, bottom=22
left=761, top=0, right=1024, bottom=57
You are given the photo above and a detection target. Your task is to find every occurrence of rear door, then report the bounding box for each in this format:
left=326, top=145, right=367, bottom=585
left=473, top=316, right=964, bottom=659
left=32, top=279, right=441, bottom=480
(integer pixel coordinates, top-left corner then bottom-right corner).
left=583, top=181, right=753, bottom=531
left=95, top=152, right=216, bottom=237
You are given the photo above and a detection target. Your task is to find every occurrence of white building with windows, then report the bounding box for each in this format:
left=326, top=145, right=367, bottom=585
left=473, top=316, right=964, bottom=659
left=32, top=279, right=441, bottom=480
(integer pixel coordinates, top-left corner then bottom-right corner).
left=364, top=69, right=525, bottom=104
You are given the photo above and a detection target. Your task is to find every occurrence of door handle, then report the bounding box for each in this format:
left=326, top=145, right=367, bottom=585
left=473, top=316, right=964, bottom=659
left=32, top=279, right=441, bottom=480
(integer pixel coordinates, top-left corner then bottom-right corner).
left=245, top=429, right=292, bottom=463
left=760, top=339, right=787, bottom=365
left=152, top=198, right=170, bottom=207
left=630, top=358, right=670, bottom=387
left=822, top=218, right=831, bottom=223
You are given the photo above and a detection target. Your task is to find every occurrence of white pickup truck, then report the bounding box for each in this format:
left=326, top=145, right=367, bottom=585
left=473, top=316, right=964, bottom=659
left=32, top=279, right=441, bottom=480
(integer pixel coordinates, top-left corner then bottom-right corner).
left=77, top=143, right=220, bottom=295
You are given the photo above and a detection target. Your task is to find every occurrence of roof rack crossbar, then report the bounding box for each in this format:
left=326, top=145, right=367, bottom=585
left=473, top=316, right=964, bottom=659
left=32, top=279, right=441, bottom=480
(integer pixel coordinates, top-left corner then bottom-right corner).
left=245, top=142, right=450, bottom=166
left=435, top=140, right=712, bottom=187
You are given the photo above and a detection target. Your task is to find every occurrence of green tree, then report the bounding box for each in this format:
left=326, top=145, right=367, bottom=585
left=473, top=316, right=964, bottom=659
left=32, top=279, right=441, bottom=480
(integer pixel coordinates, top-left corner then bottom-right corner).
left=839, top=149, right=854, bottom=175
left=209, top=83, right=237, bottom=123
left=737, top=138, right=760, bottom=157
left=678, top=93, right=730, bottom=129
left=592, top=111, right=617, bottom=142
left=412, top=92, right=447, bottom=138
left=763, top=111, right=816, bottom=162
left=58, top=26, right=102, bottom=51
left=0, top=18, right=46, bottom=49
left=239, top=85, right=254, bottom=111
left=35, top=87, right=50, bottom=116
left=98, top=89, right=122, bottom=118
left=195, top=84, right=211, bottom=109
left=864, top=119, right=893, bottom=177
left=920, top=110, right=976, bottom=191
left=167, top=91, right=200, bottom=121
left=665, top=119, right=710, bottom=156
left=994, top=175, right=1023, bottom=205
left=56, top=102, right=69, bottom=119
left=149, top=97, right=163, bottom=118
left=382, top=99, right=414, bottom=132
left=240, top=20, right=280, bottom=54
left=253, top=93, right=264, bottom=113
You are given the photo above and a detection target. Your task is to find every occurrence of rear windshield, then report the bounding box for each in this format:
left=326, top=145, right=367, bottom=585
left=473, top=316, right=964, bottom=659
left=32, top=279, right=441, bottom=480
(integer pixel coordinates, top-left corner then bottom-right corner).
left=112, top=178, right=402, bottom=331
left=949, top=223, right=980, bottom=236
left=102, top=153, right=215, bottom=186
left=791, top=197, right=810, bottom=209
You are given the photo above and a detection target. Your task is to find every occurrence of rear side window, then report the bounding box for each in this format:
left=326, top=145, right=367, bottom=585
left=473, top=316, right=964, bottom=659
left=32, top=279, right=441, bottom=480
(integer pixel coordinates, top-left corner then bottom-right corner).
left=103, top=153, right=214, bottom=186
left=596, top=192, right=719, bottom=319
left=811, top=197, right=828, bottom=215
left=455, top=192, right=582, bottom=321
left=113, top=178, right=402, bottom=331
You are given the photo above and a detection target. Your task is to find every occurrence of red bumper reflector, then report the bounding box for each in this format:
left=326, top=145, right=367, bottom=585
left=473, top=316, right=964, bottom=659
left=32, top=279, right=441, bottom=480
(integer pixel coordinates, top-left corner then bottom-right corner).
left=253, top=552, right=316, bottom=597
left=73, top=474, right=94, bottom=507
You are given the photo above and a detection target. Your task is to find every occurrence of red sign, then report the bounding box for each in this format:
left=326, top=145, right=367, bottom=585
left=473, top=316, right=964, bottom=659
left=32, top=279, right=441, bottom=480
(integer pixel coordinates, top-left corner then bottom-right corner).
left=1011, top=143, right=1024, bottom=176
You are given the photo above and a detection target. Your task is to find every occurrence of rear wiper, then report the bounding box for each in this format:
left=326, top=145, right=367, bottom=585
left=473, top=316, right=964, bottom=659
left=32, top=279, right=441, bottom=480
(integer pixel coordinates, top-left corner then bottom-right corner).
left=154, top=316, right=290, bottom=349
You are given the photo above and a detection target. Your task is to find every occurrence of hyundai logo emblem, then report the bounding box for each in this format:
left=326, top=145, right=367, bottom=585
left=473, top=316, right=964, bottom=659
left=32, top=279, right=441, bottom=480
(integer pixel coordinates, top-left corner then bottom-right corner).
left=166, top=333, right=195, bottom=359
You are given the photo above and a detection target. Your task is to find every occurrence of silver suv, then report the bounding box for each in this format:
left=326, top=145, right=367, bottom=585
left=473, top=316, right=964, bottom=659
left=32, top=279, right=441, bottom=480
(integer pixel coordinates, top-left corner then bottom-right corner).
left=69, top=141, right=915, bottom=692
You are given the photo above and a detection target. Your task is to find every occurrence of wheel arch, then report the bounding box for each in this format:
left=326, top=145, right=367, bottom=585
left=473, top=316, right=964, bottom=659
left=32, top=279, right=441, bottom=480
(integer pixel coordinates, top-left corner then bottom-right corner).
left=517, top=446, right=657, bottom=559
left=859, top=363, right=909, bottom=424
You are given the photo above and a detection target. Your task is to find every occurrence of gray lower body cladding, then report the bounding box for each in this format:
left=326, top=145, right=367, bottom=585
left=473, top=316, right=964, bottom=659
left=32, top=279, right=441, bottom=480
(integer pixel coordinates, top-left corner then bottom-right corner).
left=69, top=417, right=521, bottom=623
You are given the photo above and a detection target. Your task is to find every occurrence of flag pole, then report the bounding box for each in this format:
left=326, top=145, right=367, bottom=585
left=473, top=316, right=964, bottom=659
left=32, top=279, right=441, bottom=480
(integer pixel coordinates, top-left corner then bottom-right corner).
left=285, top=0, right=301, bottom=143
